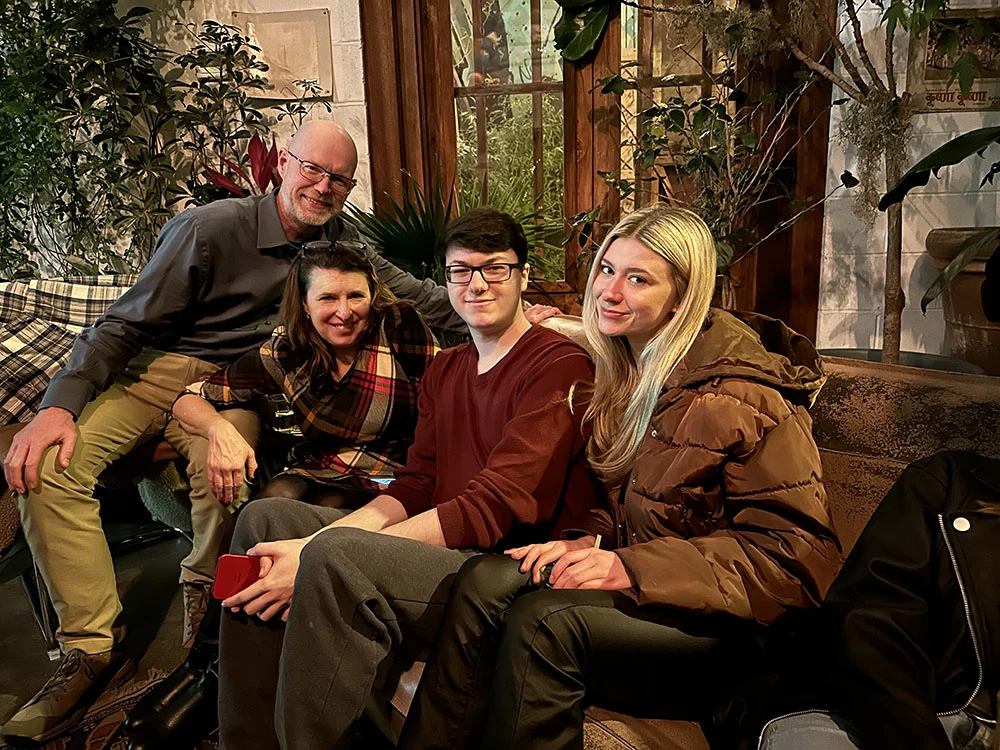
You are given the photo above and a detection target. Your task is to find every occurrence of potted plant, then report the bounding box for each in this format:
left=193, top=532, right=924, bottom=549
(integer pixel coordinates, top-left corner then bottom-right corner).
left=879, top=126, right=1000, bottom=373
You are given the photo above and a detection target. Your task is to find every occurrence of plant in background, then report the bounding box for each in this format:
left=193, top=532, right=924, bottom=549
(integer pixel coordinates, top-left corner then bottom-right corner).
left=455, top=93, right=568, bottom=281
left=0, top=5, right=314, bottom=279
left=172, top=20, right=272, bottom=206
left=273, top=79, right=334, bottom=126
left=555, top=0, right=987, bottom=362
left=344, top=175, right=455, bottom=284
left=0, top=0, right=183, bottom=277
left=598, top=64, right=834, bottom=295
left=880, top=126, right=1000, bottom=312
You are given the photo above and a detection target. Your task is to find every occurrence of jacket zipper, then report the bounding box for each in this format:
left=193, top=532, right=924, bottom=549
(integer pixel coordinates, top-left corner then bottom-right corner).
left=936, top=514, right=985, bottom=716
left=616, top=484, right=627, bottom=549
left=757, top=709, right=831, bottom=748
left=756, top=518, right=987, bottom=748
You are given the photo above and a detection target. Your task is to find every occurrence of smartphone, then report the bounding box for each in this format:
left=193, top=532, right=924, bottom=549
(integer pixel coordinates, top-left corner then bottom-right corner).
left=212, top=554, right=261, bottom=600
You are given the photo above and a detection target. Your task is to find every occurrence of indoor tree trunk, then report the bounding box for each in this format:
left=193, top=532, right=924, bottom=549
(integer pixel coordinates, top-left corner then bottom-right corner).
left=881, top=154, right=905, bottom=364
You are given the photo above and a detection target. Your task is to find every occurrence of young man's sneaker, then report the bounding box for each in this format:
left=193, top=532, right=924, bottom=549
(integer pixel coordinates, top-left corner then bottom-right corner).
left=1, top=646, right=135, bottom=746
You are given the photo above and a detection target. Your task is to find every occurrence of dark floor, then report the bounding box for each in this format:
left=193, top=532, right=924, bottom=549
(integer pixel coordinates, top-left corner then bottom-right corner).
left=0, top=534, right=190, bottom=725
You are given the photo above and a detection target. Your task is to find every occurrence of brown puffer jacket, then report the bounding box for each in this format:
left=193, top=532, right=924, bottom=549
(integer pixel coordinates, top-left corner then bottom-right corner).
left=597, top=308, right=842, bottom=625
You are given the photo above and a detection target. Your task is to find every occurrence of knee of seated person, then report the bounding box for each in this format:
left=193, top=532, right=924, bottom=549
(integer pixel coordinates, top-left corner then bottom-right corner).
left=231, top=497, right=290, bottom=552
left=452, top=554, right=526, bottom=603
left=504, top=589, right=574, bottom=642
left=298, top=526, right=369, bottom=571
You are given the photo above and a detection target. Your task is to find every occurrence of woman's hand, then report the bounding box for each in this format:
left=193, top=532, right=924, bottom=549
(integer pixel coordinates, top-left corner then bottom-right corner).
left=549, top=548, right=633, bottom=591
left=206, top=420, right=258, bottom=505
left=221, top=538, right=309, bottom=622
left=506, top=536, right=596, bottom=584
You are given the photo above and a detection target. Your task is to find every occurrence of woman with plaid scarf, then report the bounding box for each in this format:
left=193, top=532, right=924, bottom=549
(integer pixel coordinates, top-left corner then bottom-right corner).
left=121, top=243, right=438, bottom=749
left=175, top=242, right=438, bottom=508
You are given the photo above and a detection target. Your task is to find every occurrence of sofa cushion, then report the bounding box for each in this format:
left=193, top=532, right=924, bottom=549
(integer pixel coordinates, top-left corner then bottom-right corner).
left=0, top=275, right=137, bottom=425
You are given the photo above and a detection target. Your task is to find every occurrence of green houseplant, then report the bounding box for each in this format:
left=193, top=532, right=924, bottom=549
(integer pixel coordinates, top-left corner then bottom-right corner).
left=0, top=3, right=287, bottom=279
left=878, top=126, right=1000, bottom=373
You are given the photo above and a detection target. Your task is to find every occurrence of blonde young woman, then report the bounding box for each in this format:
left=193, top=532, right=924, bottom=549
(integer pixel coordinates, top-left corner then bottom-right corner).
left=398, top=205, right=843, bottom=750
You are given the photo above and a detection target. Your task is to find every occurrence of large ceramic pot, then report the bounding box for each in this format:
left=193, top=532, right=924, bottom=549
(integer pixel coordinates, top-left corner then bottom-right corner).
left=926, top=227, right=1000, bottom=376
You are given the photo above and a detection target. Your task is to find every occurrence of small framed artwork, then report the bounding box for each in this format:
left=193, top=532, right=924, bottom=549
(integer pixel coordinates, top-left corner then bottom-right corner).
left=907, top=9, right=1000, bottom=112
left=232, top=9, right=334, bottom=99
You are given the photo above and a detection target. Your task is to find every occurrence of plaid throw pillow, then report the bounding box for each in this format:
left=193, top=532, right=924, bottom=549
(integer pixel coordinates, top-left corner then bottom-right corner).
left=0, top=275, right=136, bottom=426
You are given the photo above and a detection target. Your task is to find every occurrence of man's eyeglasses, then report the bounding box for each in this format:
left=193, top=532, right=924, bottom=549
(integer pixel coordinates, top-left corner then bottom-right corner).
left=444, top=263, right=523, bottom=285
left=287, top=151, right=357, bottom=196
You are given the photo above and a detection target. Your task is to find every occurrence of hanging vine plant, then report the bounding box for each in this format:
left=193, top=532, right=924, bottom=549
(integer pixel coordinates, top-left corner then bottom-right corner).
left=554, top=0, right=615, bottom=62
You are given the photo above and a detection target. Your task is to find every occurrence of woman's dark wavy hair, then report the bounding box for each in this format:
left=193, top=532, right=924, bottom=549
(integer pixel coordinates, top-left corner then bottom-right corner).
left=279, top=242, right=396, bottom=385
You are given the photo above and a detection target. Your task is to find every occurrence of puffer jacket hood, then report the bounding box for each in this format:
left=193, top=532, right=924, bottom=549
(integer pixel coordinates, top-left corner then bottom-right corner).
left=667, top=309, right=826, bottom=407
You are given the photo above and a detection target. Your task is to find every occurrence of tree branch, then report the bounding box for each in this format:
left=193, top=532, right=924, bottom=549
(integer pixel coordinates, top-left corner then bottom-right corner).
left=842, top=0, right=887, bottom=92
left=799, top=0, right=872, bottom=97
left=779, top=30, right=863, bottom=100
left=886, top=19, right=898, bottom=97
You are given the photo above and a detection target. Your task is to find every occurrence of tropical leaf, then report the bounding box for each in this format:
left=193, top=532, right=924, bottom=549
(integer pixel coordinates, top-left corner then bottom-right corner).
left=222, top=158, right=253, bottom=189
left=920, top=228, right=1000, bottom=313
left=204, top=167, right=249, bottom=197
left=555, top=4, right=611, bottom=62
left=879, top=126, right=1000, bottom=209
left=344, top=173, right=454, bottom=282
left=248, top=133, right=271, bottom=192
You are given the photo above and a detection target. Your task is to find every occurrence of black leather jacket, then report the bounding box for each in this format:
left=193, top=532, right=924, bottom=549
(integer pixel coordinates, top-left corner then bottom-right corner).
left=821, top=451, right=999, bottom=749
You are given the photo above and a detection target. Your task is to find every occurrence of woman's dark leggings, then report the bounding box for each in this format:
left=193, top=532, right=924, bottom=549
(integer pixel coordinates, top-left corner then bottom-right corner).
left=398, top=554, right=762, bottom=750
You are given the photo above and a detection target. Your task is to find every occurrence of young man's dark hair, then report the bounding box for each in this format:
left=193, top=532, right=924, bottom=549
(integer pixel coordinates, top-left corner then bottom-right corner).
left=437, top=206, right=529, bottom=265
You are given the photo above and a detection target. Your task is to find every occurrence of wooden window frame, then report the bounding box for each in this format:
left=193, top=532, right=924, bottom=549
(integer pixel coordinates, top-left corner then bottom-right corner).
left=361, top=0, right=622, bottom=315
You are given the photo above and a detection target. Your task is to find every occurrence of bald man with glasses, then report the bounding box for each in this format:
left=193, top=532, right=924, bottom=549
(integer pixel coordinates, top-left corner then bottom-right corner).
left=1, top=121, right=466, bottom=747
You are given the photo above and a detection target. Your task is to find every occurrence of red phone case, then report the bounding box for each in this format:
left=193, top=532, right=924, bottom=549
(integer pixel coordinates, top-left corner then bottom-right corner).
left=212, top=554, right=262, bottom=600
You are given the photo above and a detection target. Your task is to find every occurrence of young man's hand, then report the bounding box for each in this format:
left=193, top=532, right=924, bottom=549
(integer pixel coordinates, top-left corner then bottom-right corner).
left=222, top=537, right=308, bottom=621
left=3, top=407, right=77, bottom=494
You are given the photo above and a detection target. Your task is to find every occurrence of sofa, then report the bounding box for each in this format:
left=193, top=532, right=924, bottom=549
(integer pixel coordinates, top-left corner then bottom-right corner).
left=3, top=280, right=999, bottom=747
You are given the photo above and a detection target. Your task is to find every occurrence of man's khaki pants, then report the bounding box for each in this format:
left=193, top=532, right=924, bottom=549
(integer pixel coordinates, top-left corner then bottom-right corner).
left=18, top=349, right=260, bottom=655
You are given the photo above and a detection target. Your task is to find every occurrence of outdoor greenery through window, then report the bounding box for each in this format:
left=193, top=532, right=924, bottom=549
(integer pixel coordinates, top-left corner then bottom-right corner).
left=451, top=0, right=566, bottom=281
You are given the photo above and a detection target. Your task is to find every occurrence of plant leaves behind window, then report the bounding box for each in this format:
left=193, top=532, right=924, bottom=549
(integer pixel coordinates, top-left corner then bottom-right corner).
left=204, top=167, right=249, bottom=198
left=879, top=126, right=1000, bottom=209
left=948, top=52, right=979, bottom=96
left=554, top=3, right=611, bottom=62
left=841, top=170, right=860, bottom=188
left=920, top=228, right=1000, bottom=313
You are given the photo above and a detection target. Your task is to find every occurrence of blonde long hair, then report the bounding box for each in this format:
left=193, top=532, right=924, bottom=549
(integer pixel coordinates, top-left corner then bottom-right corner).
left=582, top=205, right=716, bottom=482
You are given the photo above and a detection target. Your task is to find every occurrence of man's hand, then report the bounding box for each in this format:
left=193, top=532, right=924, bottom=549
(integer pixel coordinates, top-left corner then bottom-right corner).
left=506, top=537, right=596, bottom=584
left=221, top=537, right=308, bottom=622
left=3, top=407, right=77, bottom=494
left=206, top=421, right=258, bottom=505
left=524, top=304, right=561, bottom=325
left=549, top=548, right=632, bottom=591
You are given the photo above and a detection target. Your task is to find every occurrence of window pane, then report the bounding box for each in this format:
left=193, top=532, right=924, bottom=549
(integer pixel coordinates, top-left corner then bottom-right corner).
left=451, top=0, right=566, bottom=281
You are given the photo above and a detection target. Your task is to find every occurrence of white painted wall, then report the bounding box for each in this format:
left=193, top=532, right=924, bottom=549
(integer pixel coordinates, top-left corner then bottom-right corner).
left=817, top=0, right=1000, bottom=354
left=122, top=0, right=372, bottom=211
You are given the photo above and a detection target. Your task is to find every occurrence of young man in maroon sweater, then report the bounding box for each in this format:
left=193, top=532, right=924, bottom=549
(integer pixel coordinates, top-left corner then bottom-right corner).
left=215, top=207, right=603, bottom=749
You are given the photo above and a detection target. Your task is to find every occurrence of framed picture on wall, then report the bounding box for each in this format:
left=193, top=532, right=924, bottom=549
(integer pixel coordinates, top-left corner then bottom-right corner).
left=907, top=9, right=1000, bottom=112
left=232, top=9, right=334, bottom=100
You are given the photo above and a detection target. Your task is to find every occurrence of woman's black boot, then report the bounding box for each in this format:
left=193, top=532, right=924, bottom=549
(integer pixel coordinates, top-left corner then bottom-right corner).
left=124, top=597, right=221, bottom=734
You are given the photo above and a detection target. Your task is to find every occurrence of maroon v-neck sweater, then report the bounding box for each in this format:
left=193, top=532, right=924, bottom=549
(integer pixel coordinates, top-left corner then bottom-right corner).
left=385, top=325, right=602, bottom=550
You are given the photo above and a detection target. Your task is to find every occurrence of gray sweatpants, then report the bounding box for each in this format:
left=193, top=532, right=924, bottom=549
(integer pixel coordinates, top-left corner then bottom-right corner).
left=217, top=497, right=476, bottom=750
